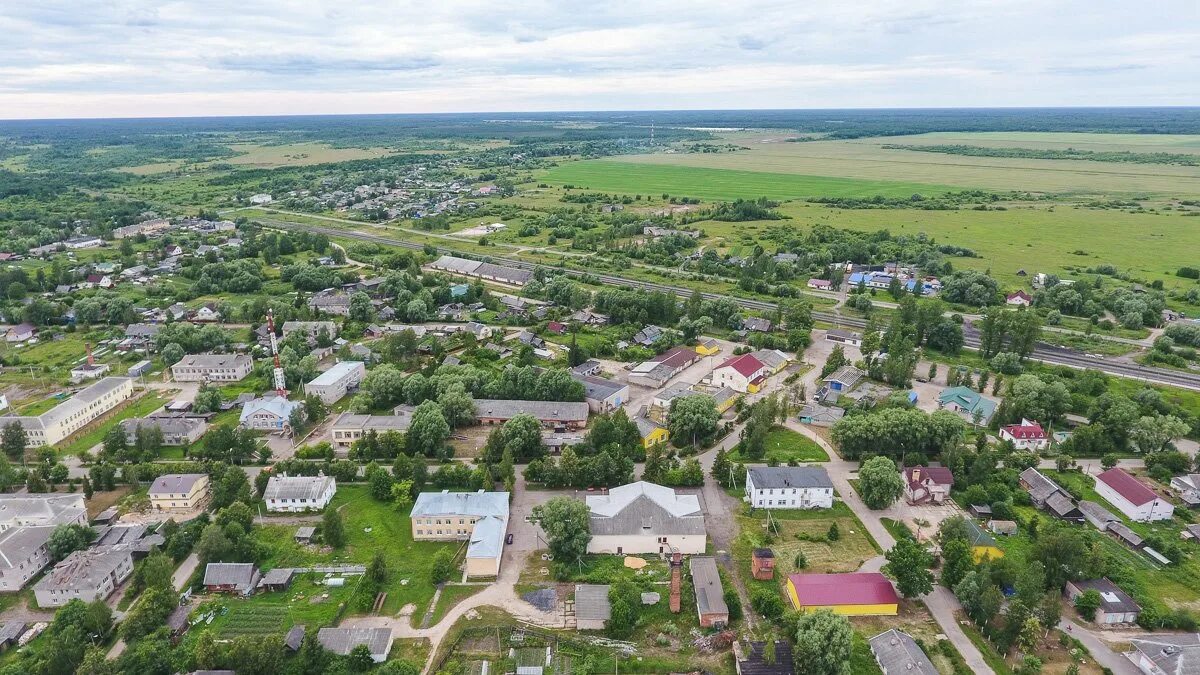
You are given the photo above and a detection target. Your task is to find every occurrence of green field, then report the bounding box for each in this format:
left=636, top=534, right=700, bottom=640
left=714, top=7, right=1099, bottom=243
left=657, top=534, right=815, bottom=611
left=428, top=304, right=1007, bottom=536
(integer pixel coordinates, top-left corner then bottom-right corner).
left=56, top=391, right=168, bottom=457
left=611, top=131, right=1200, bottom=196
left=729, top=427, right=829, bottom=463
left=541, top=160, right=955, bottom=201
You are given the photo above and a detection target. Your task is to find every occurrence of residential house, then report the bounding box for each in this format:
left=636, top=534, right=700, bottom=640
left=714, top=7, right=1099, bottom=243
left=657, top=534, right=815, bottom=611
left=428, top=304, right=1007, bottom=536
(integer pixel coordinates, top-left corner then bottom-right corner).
left=239, top=396, right=304, bottom=431
left=785, top=572, right=899, bottom=616
left=308, top=290, right=352, bottom=316
left=689, top=557, right=729, bottom=628
left=1095, top=468, right=1175, bottom=522
left=410, top=491, right=509, bottom=577
left=936, top=387, right=998, bottom=426
left=192, top=304, right=222, bottom=322
left=999, top=419, right=1050, bottom=451
left=0, top=494, right=87, bottom=593
left=171, top=354, right=253, bottom=382
left=264, top=474, right=337, bottom=512
left=586, top=482, right=706, bottom=555
left=1065, top=579, right=1140, bottom=625
left=574, top=584, right=611, bottom=631
left=964, top=519, right=1004, bottom=562
left=807, top=278, right=834, bottom=291
left=304, top=361, right=366, bottom=405
left=869, top=629, right=937, bottom=674
left=203, top=562, right=260, bottom=595
left=329, top=411, right=412, bottom=447
left=317, top=628, right=393, bottom=663
left=572, top=374, right=628, bottom=413
left=5, top=324, right=35, bottom=344
left=711, top=353, right=769, bottom=394
left=742, top=317, right=772, bottom=333
left=1172, top=474, right=1200, bottom=507
left=744, top=467, right=834, bottom=510
left=33, top=548, right=134, bottom=607
left=825, top=329, right=862, bottom=347
left=120, top=416, right=207, bottom=446
left=1006, top=290, right=1033, bottom=306
left=281, top=321, right=339, bottom=343
left=632, top=325, right=664, bottom=347
left=0, top=377, right=134, bottom=447
left=903, top=466, right=954, bottom=505
left=569, top=310, right=608, bottom=326
left=465, top=322, right=492, bottom=340
left=635, top=416, right=669, bottom=449
left=149, top=474, right=210, bottom=511
left=474, top=399, right=589, bottom=430
left=1019, top=468, right=1084, bottom=522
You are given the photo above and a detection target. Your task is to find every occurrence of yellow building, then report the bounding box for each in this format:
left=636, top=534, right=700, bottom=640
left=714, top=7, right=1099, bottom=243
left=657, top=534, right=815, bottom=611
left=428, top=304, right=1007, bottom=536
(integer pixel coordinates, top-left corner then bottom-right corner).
left=410, top=491, right=510, bottom=577
left=786, top=572, right=899, bottom=616
left=965, top=519, right=1004, bottom=562
left=0, top=377, right=135, bottom=447
left=148, top=474, right=210, bottom=512
left=695, top=338, right=720, bottom=356
left=637, top=417, right=669, bottom=448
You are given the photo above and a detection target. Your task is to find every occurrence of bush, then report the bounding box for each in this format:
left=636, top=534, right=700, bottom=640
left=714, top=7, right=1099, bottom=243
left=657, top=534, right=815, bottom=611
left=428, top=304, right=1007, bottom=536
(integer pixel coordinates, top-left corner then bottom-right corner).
left=750, top=588, right=785, bottom=619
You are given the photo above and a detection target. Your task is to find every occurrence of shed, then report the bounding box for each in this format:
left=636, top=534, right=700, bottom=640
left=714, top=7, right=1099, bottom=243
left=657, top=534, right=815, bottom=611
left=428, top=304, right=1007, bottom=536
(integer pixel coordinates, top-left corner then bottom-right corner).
left=751, top=548, right=775, bottom=581
left=295, top=526, right=316, bottom=544
left=285, top=625, right=306, bottom=651
left=987, top=520, right=1018, bottom=536
left=258, top=568, right=295, bottom=592
left=167, top=604, right=191, bottom=644
left=574, top=584, right=611, bottom=631
left=690, top=556, right=729, bottom=628
left=0, top=623, right=25, bottom=651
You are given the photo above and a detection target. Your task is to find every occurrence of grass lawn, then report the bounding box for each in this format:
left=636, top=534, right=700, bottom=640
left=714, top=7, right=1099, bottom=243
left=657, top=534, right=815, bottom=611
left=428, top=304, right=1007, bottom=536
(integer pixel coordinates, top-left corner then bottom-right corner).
left=850, top=631, right=885, bottom=674
left=427, top=584, right=486, bottom=626
left=729, top=426, right=829, bottom=463
left=255, top=485, right=461, bottom=617
left=55, top=392, right=168, bottom=457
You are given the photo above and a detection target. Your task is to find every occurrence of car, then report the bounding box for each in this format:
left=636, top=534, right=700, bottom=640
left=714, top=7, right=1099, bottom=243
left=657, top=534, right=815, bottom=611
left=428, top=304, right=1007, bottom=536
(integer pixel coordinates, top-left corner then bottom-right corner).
left=506, top=534, right=514, bottom=545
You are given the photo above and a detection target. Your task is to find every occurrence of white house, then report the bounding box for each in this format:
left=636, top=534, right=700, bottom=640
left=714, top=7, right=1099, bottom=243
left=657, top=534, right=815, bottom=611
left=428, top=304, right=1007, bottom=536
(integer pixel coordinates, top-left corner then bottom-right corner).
left=303, top=361, right=366, bottom=405
left=1095, top=468, right=1175, bottom=522
left=239, top=396, right=304, bottom=431
left=264, top=474, right=337, bottom=512
left=1006, top=291, right=1032, bottom=307
left=586, top=482, right=706, bottom=555
left=999, top=419, right=1049, bottom=451
left=710, top=353, right=769, bottom=394
left=745, top=467, right=834, bottom=510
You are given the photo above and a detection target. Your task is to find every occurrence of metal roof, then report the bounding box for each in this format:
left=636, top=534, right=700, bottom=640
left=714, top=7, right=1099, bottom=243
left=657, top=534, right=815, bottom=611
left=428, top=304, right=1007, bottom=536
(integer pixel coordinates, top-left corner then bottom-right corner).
left=747, top=467, right=833, bottom=490
left=148, top=473, right=207, bottom=496
left=868, top=629, right=937, bottom=674
left=690, top=557, right=728, bottom=617
left=587, top=482, right=705, bottom=536
left=473, top=399, right=588, bottom=423
left=574, top=584, right=611, bottom=621
left=264, top=475, right=335, bottom=501
left=203, top=562, right=259, bottom=590
left=412, top=491, right=510, bottom=519
left=787, top=572, right=899, bottom=607
left=316, top=627, right=393, bottom=657
left=1069, top=579, right=1140, bottom=614
left=306, top=361, right=364, bottom=388
left=35, top=548, right=132, bottom=593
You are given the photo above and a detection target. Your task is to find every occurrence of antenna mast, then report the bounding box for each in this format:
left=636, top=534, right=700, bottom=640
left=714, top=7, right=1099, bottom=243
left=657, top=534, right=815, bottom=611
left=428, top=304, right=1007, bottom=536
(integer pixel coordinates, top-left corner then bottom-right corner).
left=266, top=309, right=287, bottom=397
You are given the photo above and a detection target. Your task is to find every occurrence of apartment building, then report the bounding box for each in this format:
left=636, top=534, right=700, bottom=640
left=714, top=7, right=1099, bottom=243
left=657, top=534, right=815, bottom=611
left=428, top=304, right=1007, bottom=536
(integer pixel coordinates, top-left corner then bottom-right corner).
left=170, top=354, right=253, bottom=382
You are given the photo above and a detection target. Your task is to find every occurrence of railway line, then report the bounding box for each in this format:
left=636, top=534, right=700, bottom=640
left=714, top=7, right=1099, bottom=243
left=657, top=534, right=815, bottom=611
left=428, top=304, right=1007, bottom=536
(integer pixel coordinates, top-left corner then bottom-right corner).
left=264, top=219, right=1200, bottom=391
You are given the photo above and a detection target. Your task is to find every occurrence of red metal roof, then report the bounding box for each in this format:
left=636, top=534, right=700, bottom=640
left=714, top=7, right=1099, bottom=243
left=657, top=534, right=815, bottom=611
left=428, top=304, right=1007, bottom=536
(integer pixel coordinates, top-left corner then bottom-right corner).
left=904, top=466, right=954, bottom=487
left=1097, top=468, right=1158, bottom=507
left=654, top=346, right=699, bottom=369
left=718, top=353, right=766, bottom=378
left=1001, top=421, right=1046, bottom=440
left=1007, top=290, right=1032, bottom=302
left=787, top=572, right=898, bottom=607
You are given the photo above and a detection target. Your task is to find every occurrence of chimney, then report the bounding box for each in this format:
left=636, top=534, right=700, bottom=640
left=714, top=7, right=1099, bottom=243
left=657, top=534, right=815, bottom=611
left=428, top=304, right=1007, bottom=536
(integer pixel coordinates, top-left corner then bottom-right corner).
left=86, top=343, right=94, bottom=367
left=912, top=468, right=920, bottom=482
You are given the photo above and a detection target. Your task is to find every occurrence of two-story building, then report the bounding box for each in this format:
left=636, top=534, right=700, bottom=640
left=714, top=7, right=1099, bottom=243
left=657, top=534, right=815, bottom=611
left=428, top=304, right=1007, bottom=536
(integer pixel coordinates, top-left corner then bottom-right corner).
left=411, top=491, right=509, bottom=577
left=744, top=467, right=834, bottom=510
left=264, top=474, right=337, bottom=512
left=148, top=474, right=210, bottom=511
left=303, top=361, right=366, bottom=405
left=170, top=354, right=253, bottom=382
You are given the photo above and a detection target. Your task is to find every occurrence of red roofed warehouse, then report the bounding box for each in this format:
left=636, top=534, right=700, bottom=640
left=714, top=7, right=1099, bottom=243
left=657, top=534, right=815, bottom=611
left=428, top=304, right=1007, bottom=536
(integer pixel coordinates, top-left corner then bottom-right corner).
left=785, top=572, right=898, bottom=616
left=711, top=353, right=768, bottom=393
left=1095, top=468, right=1174, bottom=522
left=999, top=419, right=1049, bottom=451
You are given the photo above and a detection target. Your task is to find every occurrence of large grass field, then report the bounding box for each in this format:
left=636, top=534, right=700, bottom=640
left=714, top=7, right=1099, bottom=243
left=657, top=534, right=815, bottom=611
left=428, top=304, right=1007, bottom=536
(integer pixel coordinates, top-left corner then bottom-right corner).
left=609, top=131, right=1200, bottom=196
left=256, top=485, right=461, bottom=618
left=729, top=427, right=829, bottom=463
left=55, top=391, right=168, bottom=457
left=540, top=161, right=956, bottom=201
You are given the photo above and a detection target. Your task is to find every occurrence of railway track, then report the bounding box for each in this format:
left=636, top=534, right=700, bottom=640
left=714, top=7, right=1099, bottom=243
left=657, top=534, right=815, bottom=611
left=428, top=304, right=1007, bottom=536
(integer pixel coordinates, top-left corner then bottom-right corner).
left=264, top=219, right=1200, bottom=391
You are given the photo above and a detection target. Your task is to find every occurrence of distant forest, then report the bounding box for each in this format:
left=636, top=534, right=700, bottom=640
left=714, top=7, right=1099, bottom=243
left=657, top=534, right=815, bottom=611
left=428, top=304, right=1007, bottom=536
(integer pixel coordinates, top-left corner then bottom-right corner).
left=884, top=143, right=1200, bottom=166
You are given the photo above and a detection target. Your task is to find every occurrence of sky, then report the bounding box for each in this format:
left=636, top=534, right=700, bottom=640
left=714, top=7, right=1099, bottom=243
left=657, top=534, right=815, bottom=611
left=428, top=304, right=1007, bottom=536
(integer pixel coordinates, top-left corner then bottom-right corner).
left=0, top=0, right=1196, bottom=119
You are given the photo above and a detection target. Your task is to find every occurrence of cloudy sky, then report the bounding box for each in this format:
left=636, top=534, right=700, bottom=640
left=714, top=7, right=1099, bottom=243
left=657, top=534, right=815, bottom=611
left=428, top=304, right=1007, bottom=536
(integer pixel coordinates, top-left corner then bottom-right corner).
left=0, top=0, right=1196, bottom=119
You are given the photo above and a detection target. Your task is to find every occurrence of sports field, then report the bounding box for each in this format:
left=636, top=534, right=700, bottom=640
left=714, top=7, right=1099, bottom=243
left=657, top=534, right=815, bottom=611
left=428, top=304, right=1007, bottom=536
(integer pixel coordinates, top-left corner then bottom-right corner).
left=597, top=131, right=1200, bottom=196
left=540, top=161, right=955, bottom=201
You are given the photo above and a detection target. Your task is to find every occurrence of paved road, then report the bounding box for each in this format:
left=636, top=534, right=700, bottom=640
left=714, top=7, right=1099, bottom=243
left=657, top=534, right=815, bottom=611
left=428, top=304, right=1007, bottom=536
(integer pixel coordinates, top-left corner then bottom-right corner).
left=1058, top=618, right=1139, bottom=674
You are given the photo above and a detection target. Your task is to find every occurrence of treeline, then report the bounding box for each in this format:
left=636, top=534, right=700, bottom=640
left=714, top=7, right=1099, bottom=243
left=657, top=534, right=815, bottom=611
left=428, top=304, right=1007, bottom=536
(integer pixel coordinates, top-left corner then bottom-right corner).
left=704, top=197, right=786, bottom=222
left=886, top=144, right=1200, bottom=167
left=809, top=190, right=1027, bottom=211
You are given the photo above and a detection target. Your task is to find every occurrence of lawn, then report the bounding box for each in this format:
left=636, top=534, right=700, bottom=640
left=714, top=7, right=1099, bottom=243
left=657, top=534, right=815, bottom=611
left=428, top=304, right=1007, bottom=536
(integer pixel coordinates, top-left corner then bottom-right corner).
left=256, top=485, right=461, bottom=618
left=540, top=160, right=955, bottom=202
left=733, top=501, right=880, bottom=591
left=55, top=391, right=168, bottom=457
left=427, top=584, right=486, bottom=626
left=729, top=427, right=829, bottom=463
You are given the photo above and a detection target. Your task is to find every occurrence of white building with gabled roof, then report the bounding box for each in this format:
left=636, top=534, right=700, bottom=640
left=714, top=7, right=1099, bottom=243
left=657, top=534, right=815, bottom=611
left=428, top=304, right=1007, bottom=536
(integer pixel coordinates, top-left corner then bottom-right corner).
left=586, top=482, right=705, bottom=555
left=264, top=474, right=337, bottom=512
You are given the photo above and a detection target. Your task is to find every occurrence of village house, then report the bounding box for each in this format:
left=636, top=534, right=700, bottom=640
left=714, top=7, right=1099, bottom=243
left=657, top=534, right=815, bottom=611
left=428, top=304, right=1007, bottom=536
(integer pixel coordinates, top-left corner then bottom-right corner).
left=410, top=491, right=509, bottom=577
left=1006, top=290, right=1033, bottom=306
left=203, top=562, right=260, bottom=595
left=264, top=474, right=337, bottom=512
left=148, top=474, right=210, bottom=511
left=742, top=317, right=772, bottom=333
left=1019, top=468, right=1084, bottom=522
left=936, top=386, right=998, bottom=426
left=999, top=419, right=1050, bottom=450
left=903, top=466, right=954, bottom=505
left=5, top=324, right=35, bottom=344
left=304, top=361, right=366, bottom=405
left=308, top=290, right=353, bottom=316
left=744, top=467, right=834, bottom=509
left=1095, top=468, right=1175, bottom=522
left=586, top=481, right=706, bottom=555
left=1172, top=474, right=1200, bottom=507
left=171, top=353, right=253, bottom=382
left=807, top=278, right=834, bottom=291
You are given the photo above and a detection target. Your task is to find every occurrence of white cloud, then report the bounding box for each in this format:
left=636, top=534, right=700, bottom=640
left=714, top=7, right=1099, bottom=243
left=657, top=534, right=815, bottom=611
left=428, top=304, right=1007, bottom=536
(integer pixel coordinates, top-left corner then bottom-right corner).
left=0, top=0, right=1195, bottom=118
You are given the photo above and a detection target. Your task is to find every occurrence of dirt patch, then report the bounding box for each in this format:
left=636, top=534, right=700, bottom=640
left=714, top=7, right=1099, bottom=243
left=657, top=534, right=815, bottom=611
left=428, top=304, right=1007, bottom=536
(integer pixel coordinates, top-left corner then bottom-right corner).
left=85, top=487, right=132, bottom=518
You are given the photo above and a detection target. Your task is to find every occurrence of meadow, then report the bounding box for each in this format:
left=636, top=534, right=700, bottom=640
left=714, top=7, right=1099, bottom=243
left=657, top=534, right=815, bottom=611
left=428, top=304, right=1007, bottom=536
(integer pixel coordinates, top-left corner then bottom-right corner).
left=603, top=131, right=1200, bottom=196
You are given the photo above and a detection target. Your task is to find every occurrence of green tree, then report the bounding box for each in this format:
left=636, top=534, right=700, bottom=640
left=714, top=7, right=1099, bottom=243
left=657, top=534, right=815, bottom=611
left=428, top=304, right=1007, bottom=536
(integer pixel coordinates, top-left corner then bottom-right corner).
left=482, top=413, right=545, bottom=463
left=429, top=548, right=456, bottom=585
left=668, top=394, right=719, bottom=448
left=161, top=342, right=184, bottom=366
left=940, top=537, right=974, bottom=589
left=1130, top=414, right=1190, bottom=454
left=48, top=524, right=94, bottom=562
left=1, top=421, right=26, bottom=462
left=883, top=538, right=934, bottom=598
left=857, top=456, right=904, bottom=509
left=406, top=400, right=451, bottom=459
left=794, top=609, right=852, bottom=675
left=1074, top=589, right=1102, bottom=621
left=531, top=497, right=592, bottom=568
left=323, top=509, right=346, bottom=548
